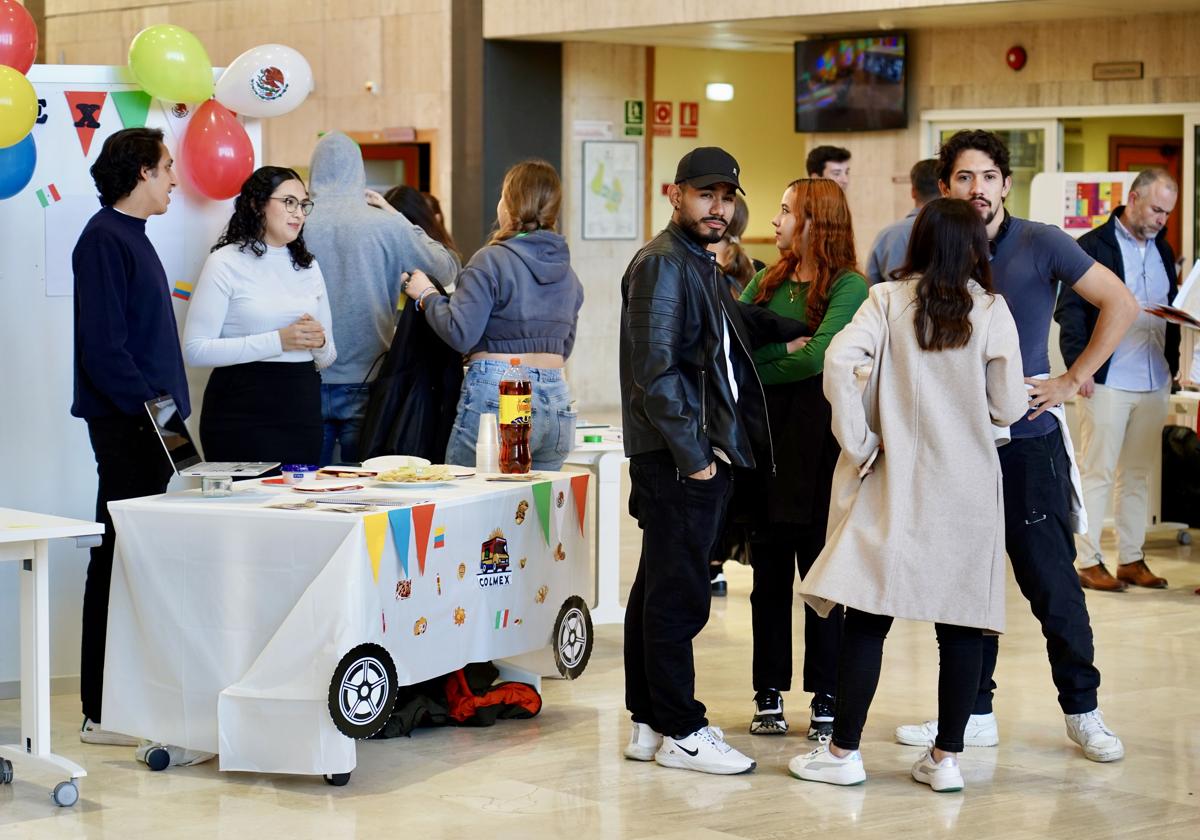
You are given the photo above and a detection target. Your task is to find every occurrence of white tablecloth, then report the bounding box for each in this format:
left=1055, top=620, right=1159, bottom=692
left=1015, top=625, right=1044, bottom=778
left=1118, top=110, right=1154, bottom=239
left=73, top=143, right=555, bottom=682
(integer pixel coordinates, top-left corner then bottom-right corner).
left=102, top=473, right=590, bottom=776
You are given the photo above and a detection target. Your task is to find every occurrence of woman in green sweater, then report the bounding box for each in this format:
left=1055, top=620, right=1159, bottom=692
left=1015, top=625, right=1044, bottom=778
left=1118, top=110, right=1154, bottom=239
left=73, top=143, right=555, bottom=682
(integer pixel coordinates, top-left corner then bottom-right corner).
left=741, top=178, right=868, bottom=738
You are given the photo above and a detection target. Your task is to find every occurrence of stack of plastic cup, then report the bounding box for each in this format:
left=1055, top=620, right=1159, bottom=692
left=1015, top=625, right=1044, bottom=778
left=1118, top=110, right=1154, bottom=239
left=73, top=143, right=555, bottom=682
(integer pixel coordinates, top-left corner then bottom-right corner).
left=475, top=413, right=500, bottom=473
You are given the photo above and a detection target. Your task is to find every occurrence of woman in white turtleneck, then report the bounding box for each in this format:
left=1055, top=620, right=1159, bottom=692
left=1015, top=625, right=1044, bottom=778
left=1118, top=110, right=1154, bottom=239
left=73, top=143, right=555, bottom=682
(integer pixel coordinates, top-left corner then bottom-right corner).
left=184, top=166, right=335, bottom=467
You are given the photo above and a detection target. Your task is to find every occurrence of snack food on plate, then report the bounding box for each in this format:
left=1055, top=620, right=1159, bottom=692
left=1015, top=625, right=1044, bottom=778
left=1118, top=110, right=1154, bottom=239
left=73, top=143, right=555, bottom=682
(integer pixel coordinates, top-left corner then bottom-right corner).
left=377, top=464, right=454, bottom=483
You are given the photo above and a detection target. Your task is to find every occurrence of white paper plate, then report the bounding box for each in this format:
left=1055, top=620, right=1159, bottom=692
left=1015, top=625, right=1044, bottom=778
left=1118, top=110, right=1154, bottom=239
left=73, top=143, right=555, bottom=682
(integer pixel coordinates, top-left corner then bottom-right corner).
left=361, top=455, right=432, bottom=471
left=292, top=480, right=366, bottom=493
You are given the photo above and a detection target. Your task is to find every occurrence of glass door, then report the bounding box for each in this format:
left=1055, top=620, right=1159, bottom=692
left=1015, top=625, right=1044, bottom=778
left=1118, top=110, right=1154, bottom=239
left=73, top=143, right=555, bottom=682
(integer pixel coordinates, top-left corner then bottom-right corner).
left=925, top=120, right=1060, bottom=220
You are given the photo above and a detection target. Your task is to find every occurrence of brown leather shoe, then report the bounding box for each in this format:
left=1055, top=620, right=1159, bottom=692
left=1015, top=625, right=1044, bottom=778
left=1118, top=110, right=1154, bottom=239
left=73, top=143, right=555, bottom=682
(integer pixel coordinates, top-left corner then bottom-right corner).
left=1116, top=559, right=1168, bottom=589
left=1078, top=563, right=1128, bottom=592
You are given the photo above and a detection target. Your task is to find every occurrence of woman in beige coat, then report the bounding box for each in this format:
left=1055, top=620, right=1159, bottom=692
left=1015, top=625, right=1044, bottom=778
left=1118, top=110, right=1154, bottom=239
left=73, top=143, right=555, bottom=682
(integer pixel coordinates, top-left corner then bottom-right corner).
left=789, top=198, right=1028, bottom=794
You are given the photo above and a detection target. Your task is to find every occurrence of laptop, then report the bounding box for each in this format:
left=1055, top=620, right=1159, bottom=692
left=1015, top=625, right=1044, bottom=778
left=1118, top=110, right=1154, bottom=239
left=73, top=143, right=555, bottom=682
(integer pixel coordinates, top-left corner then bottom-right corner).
left=144, top=396, right=278, bottom=478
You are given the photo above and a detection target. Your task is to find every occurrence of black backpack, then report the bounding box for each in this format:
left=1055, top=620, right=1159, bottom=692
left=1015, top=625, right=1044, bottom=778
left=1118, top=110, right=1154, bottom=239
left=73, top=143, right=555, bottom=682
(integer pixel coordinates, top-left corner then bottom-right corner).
left=1161, top=425, right=1200, bottom=526
left=357, top=278, right=464, bottom=462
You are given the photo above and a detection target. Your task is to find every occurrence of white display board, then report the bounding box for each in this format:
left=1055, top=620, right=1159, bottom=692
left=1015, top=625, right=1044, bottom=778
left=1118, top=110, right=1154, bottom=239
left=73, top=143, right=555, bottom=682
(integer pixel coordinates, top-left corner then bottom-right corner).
left=1030, top=170, right=1138, bottom=240
left=0, top=65, right=262, bottom=692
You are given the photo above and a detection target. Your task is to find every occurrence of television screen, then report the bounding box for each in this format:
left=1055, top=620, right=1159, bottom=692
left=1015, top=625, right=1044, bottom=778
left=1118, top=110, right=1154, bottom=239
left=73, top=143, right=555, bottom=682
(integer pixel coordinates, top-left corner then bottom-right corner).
left=794, top=32, right=907, bottom=132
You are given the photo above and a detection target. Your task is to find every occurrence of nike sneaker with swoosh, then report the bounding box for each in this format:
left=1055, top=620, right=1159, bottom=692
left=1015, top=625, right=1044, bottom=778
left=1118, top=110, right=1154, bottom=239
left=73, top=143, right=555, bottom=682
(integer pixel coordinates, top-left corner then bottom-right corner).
left=655, top=725, right=756, bottom=775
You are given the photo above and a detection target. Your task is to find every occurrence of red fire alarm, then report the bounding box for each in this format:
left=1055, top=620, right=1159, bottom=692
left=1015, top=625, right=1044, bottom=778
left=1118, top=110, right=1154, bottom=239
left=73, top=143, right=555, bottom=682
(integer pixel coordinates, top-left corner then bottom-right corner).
left=1006, top=46, right=1027, bottom=71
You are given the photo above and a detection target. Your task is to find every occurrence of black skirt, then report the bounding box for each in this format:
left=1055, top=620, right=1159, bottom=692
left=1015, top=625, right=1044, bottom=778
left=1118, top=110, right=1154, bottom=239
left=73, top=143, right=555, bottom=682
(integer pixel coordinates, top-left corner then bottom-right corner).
left=199, top=361, right=322, bottom=465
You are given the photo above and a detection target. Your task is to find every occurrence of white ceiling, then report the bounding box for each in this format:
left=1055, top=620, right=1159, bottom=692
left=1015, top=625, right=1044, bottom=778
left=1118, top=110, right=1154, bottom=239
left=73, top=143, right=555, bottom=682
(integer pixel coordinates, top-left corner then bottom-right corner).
left=508, top=0, right=1199, bottom=52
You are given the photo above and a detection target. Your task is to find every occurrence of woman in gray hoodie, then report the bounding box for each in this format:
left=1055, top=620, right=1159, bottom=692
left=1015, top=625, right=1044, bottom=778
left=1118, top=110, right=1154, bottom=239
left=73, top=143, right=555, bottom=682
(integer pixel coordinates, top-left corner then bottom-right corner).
left=402, top=159, right=584, bottom=469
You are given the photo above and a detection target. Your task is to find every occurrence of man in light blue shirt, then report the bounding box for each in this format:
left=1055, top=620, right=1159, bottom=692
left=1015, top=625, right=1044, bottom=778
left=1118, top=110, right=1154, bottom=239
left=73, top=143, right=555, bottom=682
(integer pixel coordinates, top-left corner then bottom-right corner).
left=866, top=159, right=940, bottom=284
left=1055, top=168, right=1180, bottom=591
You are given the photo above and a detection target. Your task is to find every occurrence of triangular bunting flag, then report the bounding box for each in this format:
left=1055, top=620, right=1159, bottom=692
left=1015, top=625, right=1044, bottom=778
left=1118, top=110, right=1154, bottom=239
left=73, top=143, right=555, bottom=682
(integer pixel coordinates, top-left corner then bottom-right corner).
left=531, top=481, right=552, bottom=546
left=550, top=478, right=570, bottom=541
left=364, top=513, right=388, bottom=583
left=64, top=91, right=108, bottom=156
left=387, top=508, right=412, bottom=579
left=111, top=90, right=152, bottom=129
left=570, top=473, right=590, bottom=536
left=411, top=503, right=436, bottom=576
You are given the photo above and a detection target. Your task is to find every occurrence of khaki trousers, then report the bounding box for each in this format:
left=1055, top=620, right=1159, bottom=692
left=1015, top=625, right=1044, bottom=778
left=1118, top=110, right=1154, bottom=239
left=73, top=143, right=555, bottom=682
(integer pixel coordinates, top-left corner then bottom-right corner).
left=1075, top=383, right=1170, bottom=567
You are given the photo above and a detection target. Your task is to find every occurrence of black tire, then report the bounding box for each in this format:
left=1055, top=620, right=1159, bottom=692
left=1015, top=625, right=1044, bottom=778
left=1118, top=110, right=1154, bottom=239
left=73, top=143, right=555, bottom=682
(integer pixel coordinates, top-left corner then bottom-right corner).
left=1, top=758, right=12, bottom=785
left=552, top=596, right=593, bottom=679
left=327, top=643, right=398, bottom=739
left=324, top=772, right=352, bottom=786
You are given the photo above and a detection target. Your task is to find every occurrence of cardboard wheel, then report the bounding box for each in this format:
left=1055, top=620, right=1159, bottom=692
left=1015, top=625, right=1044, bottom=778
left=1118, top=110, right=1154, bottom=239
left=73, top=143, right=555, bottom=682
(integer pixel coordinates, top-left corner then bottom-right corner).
left=327, top=643, right=398, bottom=739
left=552, top=596, right=593, bottom=679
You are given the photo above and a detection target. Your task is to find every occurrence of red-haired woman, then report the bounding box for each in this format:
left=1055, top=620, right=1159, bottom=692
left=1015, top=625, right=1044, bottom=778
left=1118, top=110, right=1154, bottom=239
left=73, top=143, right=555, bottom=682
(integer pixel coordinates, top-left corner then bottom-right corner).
left=740, top=178, right=868, bottom=739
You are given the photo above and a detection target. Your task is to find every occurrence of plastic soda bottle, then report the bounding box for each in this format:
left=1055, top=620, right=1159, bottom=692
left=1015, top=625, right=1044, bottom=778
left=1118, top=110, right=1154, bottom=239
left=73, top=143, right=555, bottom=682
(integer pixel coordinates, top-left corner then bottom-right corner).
left=499, top=357, right=532, bottom=474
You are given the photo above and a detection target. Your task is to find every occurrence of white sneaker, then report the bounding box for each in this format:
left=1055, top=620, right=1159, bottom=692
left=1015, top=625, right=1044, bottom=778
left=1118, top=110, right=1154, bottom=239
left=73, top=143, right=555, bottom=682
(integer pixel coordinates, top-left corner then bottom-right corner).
left=788, top=742, right=866, bottom=786
left=623, top=721, right=663, bottom=761
left=894, top=713, right=999, bottom=747
left=1065, top=710, right=1124, bottom=762
left=911, top=748, right=964, bottom=792
left=655, top=725, right=756, bottom=775
left=80, top=717, right=138, bottom=747
left=135, top=741, right=216, bottom=771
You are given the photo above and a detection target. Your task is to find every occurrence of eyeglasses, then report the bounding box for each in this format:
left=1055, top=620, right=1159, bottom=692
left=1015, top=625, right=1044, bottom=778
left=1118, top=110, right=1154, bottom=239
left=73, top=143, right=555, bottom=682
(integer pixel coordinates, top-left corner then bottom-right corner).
left=271, top=196, right=314, bottom=216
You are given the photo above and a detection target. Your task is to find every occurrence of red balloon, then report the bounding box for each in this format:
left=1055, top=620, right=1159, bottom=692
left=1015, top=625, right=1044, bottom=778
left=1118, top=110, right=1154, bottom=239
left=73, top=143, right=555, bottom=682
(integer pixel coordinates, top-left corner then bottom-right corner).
left=0, top=0, right=38, bottom=74
left=180, top=99, right=254, bottom=200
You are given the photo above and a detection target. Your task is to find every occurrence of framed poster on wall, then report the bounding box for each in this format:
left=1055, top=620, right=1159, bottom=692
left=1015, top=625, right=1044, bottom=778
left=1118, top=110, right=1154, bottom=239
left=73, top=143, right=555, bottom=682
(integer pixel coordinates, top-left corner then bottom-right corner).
left=582, top=140, right=639, bottom=240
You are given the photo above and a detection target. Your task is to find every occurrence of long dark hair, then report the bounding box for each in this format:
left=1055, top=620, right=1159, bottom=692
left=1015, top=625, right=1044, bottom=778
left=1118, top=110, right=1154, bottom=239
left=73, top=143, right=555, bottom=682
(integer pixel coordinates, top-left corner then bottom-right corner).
left=212, top=166, right=314, bottom=270
left=894, top=197, right=993, bottom=351
left=383, top=184, right=460, bottom=260
left=754, top=179, right=858, bottom=330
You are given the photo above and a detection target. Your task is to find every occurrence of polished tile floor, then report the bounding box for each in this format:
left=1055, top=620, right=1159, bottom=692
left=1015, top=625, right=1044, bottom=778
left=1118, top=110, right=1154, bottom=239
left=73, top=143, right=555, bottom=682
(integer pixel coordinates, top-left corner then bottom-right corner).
left=2, top=498, right=1198, bottom=838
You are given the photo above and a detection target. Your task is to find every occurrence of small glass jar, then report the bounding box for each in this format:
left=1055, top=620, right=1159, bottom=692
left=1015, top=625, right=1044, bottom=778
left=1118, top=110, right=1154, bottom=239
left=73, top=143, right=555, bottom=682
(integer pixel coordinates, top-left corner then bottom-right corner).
left=200, top=476, right=233, bottom=497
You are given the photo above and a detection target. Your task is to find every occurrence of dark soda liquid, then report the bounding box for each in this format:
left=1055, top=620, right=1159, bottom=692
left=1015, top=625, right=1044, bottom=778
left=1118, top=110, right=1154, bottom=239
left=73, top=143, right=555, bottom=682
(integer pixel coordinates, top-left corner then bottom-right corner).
left=499, top=379, right=532, bottom=473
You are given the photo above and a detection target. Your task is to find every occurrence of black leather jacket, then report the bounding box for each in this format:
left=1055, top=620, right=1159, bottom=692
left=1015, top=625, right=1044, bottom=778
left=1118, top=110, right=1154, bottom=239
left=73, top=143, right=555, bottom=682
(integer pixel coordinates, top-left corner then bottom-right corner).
left=619, top=222, right=808, bottom=475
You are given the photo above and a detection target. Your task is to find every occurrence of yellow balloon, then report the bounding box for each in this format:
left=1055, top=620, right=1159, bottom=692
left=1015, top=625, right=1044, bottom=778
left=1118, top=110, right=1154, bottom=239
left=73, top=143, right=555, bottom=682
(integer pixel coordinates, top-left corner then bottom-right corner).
left=128, top=24, right=214, bottom=104
left=0, top=65, right=37, bottom=149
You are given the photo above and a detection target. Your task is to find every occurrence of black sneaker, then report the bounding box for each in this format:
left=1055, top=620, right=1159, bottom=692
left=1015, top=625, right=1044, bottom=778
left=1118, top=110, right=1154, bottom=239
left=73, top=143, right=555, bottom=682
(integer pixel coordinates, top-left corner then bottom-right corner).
left=711, top=573, right=728, bottom=596
left=808, top=693, right=835, bottom=740
left=750, top=689, right=788, bottom=735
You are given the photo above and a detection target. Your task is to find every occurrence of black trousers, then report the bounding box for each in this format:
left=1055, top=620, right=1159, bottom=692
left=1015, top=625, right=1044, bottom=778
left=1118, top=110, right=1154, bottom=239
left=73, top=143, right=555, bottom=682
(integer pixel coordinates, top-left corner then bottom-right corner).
left=82, top=414, right=175, bottom=723
left=750, top=526, right=842, bottom=695
left=625, top=453, right=733, bottom=738
left=200, top=361, right=322, bottom=465
left=833, top=608, right=983, bottom=754
left=974, top=431, right=1101, bottom=715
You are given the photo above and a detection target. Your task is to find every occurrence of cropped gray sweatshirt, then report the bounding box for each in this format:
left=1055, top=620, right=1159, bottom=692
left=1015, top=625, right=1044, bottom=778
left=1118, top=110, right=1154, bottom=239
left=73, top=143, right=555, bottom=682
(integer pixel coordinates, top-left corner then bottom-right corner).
left=422, top=230, right=584, bottom=358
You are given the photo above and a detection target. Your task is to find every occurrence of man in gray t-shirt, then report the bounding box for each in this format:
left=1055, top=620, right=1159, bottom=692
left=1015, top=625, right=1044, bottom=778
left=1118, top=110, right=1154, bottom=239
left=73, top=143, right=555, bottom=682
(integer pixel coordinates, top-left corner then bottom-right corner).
left=866, top=158, right=940, bottom=284
left=893, top=130, right=1138, bottom=766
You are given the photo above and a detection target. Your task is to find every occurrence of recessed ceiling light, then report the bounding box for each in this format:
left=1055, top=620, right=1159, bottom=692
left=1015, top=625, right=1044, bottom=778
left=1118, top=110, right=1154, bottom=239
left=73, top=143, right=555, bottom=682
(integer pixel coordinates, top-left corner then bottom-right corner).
left=705, top=83, right=734, bottom=101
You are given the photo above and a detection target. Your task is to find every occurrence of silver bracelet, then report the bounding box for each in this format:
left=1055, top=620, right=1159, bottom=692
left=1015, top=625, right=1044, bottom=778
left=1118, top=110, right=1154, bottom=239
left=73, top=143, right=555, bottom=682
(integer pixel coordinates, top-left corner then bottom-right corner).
left=416, top=287, right=437, bottom=310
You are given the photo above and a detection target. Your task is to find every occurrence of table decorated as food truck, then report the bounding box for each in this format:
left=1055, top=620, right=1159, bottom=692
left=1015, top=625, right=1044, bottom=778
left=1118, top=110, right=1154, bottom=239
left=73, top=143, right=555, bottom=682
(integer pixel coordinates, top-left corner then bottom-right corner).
left=100, top=469, right=592, bottom=783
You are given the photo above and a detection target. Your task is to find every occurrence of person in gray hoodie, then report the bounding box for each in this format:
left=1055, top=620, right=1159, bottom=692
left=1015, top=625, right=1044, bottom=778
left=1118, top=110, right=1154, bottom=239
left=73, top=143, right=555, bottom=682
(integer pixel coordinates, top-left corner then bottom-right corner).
left=305, top=131, right=460, bottom=465
left=401, top=159, right=584, bottom=470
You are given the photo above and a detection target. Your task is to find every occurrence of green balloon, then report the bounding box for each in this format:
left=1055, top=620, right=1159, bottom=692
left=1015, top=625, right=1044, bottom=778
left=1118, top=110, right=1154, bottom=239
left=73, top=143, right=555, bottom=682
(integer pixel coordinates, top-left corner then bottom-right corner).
left=128, top=25, right=213, bottom=104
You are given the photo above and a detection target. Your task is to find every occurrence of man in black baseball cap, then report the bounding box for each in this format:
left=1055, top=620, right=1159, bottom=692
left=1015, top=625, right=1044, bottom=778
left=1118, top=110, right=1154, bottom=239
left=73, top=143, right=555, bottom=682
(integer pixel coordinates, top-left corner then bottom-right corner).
left=674, top=146, right=745, bottom=195
left=616, top=147, right=806, bottom=776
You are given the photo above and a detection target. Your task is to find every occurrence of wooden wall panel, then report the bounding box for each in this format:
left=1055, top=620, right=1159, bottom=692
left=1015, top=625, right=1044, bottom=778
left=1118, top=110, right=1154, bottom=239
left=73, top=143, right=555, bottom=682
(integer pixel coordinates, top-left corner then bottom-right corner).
left=42, top=0, right=455, bottom=201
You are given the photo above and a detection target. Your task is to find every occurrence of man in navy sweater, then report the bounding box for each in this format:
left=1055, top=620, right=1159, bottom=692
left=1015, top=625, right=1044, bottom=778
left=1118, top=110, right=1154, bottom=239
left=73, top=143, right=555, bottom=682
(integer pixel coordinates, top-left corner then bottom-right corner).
left=71, top=127, right=187, bottom=745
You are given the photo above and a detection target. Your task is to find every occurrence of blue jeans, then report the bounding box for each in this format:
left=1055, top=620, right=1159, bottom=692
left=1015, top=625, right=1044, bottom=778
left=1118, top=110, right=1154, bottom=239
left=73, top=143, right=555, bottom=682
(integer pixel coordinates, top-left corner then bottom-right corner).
left=321, top=382, right=371, bottom=466
left=444, top=360, right=577, bottom=470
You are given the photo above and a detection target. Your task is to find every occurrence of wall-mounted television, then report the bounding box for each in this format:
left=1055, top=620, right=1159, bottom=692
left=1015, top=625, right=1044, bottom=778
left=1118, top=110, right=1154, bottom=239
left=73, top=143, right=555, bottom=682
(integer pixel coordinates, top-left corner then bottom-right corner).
left=794, top=32, right=907, bottom=133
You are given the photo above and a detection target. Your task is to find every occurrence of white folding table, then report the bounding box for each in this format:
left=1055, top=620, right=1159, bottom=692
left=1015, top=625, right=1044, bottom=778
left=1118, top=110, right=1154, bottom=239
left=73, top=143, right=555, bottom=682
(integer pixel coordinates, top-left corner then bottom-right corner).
left=0, top=507, right=104, bottom=807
